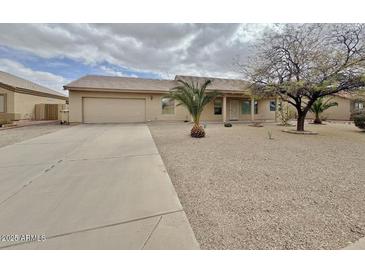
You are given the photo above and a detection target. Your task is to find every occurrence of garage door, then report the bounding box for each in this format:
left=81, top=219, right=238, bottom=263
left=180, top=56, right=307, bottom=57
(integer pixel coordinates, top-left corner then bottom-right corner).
left=83, top=97, right=146, bottom=123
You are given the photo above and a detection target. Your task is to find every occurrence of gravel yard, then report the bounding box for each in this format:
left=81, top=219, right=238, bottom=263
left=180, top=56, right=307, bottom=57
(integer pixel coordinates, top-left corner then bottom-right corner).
left=148, top=121, right=365, bottom=249
left=0, top=123, right=73, bottom=148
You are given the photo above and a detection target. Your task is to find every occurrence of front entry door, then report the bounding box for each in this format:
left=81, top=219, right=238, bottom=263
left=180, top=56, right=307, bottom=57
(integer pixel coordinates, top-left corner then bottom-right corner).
left=230, top=100, right=239, bottom=120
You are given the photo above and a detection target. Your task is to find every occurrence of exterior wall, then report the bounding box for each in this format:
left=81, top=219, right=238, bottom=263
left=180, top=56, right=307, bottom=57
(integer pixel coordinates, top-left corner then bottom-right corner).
left=306, top=97, right=351, bottom=121
left=255, top=98, right=277, bottom=120
left=14, top=92, right=66, bottom=120
left=200, top=98, right=222, bottom=121
left=0, top=86, right=16, bottom=121
left=69, top=90, right=190, bottom=123
left=69, top=90, right=279, bottom=123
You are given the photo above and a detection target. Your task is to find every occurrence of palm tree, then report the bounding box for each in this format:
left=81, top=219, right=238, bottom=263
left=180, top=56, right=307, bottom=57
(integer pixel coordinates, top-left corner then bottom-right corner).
left=310, top=97, right=338, bottom=124
left=165, top=79, right=220, bottom=138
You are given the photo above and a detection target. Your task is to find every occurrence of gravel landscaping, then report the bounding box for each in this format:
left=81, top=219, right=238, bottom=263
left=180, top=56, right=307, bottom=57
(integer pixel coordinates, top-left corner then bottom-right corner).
left=149, top=121, right=365, bottom=249
left=0, top=123, right=73, bottom=148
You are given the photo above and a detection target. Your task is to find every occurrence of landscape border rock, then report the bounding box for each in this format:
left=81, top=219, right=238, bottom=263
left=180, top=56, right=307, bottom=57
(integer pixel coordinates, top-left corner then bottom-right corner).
left=249, top=122, right=264, bottom=127
left=282, top=129, right=319, bottom=135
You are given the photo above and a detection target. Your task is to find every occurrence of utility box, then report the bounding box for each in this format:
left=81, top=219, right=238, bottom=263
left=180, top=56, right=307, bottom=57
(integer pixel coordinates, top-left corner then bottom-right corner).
left=59, top=105, right=69, bottom=124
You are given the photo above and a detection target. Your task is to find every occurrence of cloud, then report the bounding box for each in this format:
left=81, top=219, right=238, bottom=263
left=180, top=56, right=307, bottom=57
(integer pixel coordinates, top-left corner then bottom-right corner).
left=0, top=24, right=267, bottom=80
left=99, top=65, right=138, bottom=78
left=0, top=58, right=68, bottom=95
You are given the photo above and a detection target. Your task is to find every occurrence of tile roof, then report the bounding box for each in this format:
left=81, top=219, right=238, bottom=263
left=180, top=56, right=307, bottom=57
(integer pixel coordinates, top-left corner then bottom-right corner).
left=0, top=71, right=67, bottom=99
left=175, top=75, right=250, bottom=92
left=335, top=90, right=365, bottom=100
left=64, top=74, right=251, bottom=93
left=64, top=75, right=177, bottom=92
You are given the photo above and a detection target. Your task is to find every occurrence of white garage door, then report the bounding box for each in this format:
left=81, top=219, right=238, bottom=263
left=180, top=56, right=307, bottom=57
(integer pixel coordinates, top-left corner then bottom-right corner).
left=83, top=97, right=146, bottom=123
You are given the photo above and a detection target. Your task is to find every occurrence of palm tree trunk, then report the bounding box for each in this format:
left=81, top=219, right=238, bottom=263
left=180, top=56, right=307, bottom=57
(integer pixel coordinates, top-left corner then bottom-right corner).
left=191, top=123, right=205, bottom=138
left=314, top=112, right=322, bottom=124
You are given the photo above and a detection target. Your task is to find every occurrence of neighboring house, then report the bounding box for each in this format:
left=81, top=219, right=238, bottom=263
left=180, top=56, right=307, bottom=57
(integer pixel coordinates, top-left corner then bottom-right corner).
left=0, top=71, right=68, bottom=121
left=307, top=92, right=365, bottom=121
left=64, top=75, right=278, bottom=123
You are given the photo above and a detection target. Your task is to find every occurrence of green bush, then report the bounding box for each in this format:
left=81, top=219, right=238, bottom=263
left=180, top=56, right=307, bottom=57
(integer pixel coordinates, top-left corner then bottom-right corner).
left=351, top=110, right=365, bottom=130
left=0, top=119, right=11, bottom=127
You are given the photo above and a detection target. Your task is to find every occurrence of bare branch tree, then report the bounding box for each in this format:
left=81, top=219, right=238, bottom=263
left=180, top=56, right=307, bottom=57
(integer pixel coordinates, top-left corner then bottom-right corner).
left=242, top=24, right=365, bottom=131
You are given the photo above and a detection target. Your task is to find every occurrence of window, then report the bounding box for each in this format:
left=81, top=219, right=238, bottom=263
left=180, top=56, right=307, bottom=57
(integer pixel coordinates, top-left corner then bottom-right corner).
left=270, top=100, right=276, bottom=111
left=355, top=102, right=364, bottom=110
left=241, top=100, right=258, bottom=114
left=161, top=98, right=175, bottom=114
left=241, top=100, right=251, bottom=114
left=214, top=99, right=222, bottom=115
left=0, top=94, right=4, bottom=113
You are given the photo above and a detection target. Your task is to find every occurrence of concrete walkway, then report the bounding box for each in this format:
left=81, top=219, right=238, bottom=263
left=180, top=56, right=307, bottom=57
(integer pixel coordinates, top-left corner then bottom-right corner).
left=0, top=124, right=199, bottom=249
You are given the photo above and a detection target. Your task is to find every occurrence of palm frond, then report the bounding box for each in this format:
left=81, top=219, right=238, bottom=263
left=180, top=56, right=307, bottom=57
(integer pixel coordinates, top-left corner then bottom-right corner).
left=164, top=79, right=221, bottom=124
left=310, top=97, right=338, bottom=114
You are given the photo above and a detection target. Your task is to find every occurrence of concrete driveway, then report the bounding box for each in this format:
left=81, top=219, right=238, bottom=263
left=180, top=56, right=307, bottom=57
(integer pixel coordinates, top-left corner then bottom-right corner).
left=0, top=124, right=199, bottom=249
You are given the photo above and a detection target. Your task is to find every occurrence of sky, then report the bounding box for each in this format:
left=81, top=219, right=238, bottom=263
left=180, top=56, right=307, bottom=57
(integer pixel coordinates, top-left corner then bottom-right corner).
left=0, top=24, right=268, bottom=95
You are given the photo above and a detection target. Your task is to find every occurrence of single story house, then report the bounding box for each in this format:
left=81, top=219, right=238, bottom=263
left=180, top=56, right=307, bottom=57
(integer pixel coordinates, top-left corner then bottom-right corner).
left=307, top=92, right=365, bottom=121
left=0, top=71, right=68, bottom=121
left=64, top=75, right=278, bottom=123
left=65, top=74, right=364, bottom=124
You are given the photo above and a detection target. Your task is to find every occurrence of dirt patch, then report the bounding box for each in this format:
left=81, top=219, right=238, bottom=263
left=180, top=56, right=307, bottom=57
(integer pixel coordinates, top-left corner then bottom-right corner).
left=149, top=121, right=365, bottom=249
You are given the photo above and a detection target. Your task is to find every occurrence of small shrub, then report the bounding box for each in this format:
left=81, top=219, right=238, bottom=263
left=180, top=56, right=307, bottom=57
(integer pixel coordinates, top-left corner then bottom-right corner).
left=267, top=130, right=273, bottom=139
left=277, top=103, right=296, bottom=126
left=224, top=122, right=232, bottom=127
left=351, top=110, right=365, bottom=130
left=0, top=119, right=11, bottom=127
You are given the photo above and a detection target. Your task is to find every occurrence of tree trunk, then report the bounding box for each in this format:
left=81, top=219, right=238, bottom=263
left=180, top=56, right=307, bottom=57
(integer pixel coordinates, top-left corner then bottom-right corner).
left=296, top=100, right=314, bottom=131
left=296, top=112, right=306, bottom=131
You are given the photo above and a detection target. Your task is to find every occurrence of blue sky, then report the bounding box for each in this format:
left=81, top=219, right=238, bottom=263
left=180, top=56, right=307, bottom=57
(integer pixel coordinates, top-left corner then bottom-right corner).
left=0, top=24, right=263, bottom=95
left=0, top=44, right=162, bottom=95
left=0, top=46, right=161, bottom=80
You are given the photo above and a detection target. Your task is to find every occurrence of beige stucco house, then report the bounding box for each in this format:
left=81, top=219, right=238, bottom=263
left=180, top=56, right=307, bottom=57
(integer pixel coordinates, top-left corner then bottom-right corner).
left=65, top=75, right=279, bottom=123
left=65, top=74, right=364, bottom=124
left=307, top=92, right=365, bottom=121
left=0, top=71, right=68, bottom=121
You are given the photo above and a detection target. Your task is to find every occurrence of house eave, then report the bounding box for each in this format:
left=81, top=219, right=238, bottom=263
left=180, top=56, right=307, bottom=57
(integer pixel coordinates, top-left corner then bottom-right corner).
left=65, top=86, right=255, bottom=96
left=15, top=87, right=68, bottom=100
left=1, top=80, right=67, bottom=100
left=65, top=86, right=171, bottom=94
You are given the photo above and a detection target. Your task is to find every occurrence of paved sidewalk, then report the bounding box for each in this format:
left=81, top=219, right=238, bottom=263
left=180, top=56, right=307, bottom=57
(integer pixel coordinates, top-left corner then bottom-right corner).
left=0, top=124, right=199, bottom=249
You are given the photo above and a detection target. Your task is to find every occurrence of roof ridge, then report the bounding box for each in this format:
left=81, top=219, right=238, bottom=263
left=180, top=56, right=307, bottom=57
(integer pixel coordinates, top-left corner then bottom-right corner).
left=82, top=74, right=174, bottom=81
left=175, top=74, right=245, bottom=81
